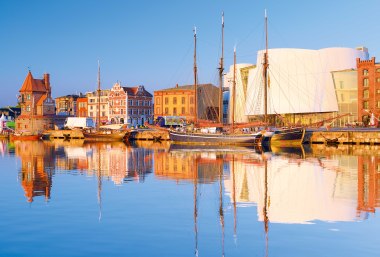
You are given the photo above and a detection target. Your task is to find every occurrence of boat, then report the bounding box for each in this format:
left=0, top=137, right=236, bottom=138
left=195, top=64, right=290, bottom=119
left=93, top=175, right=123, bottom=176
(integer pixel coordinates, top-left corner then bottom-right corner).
left=9, top=131, right=41, bottom=141
left=168, top=17, right=261, bottom=145
left=82, top=127, right=130, bottom=142
left=82, top=61, right=130, bottom=142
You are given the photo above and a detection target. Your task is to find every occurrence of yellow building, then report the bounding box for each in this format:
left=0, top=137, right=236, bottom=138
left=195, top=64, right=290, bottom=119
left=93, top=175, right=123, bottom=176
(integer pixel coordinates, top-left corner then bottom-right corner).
left=154, top=83, right=219, bottom=124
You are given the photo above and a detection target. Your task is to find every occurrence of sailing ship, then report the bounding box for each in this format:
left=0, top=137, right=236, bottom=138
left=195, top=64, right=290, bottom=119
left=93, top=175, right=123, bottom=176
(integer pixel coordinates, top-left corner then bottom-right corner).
left=82, top=62, right=130, bottom=142
left=168, top=15, right=262, bottom=145
left=254, top=10, right=305, bottom=147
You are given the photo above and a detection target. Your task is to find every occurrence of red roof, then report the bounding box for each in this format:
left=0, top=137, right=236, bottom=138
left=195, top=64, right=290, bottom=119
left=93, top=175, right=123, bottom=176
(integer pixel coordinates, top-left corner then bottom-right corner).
left=19, top=71, right=48, bottom=93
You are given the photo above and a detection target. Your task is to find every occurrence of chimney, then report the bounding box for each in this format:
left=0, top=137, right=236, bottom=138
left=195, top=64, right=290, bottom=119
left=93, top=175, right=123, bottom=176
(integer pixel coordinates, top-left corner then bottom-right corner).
left=44, top=73, right=50, bottom=92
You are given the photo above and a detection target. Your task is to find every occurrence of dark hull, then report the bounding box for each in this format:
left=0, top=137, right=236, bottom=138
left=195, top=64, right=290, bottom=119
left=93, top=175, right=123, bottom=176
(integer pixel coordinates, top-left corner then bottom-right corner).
left=169, top=130, right=260, bottom=145
left=269, top=128, right=305, bottom=146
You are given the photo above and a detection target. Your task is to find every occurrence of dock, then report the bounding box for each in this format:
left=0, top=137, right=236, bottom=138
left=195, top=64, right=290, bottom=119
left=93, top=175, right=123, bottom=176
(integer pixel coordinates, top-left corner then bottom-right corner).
left=309, top=128, right=380, bottom=145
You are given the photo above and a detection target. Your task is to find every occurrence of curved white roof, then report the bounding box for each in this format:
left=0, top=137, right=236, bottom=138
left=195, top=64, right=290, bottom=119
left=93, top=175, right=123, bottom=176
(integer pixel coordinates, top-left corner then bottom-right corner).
left=245, top=47, right=369, bottom=115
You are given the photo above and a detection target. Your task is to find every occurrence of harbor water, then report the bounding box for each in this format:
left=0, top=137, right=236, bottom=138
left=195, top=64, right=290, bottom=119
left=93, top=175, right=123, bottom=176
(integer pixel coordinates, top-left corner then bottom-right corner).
left=0, top=139, right=379, bottom=257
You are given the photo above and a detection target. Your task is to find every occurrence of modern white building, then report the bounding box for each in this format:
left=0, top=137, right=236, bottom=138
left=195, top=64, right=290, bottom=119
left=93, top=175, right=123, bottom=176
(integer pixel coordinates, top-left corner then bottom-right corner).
left=224, top=47, right=369, bottom=125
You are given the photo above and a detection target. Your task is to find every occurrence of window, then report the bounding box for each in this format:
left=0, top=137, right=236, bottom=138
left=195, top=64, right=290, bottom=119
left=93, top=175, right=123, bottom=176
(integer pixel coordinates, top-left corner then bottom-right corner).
left=156, top=98, right=160, bottom=105
left=377, top=68, right=380, bottom=73
left=136, top=100, right=139, bottom=106
left=165, top=97, right=168, bottom=104
left=363, top=69, right=369, bottom=76
left=363, top=89, right=369, bottom=98
left=181, top=107, right=185, bottom=114
left=339, top=81, right=344, bottom=89
left=363, top=101, right=369, bottom=109
left=165, top=107, right=168, bottom=114
left=90, top=112, right=93, bottom=117
left=190, top=97, right=194, bottom=104
left=26, top=105, right=30, bottom=112
left=173, top=97, right=177, bottom=104
left=377, top=101, right=380, bottom=108
left=156, top=107, right=160, bottom=114
left=363, top=78, right=369, bottom=87
left=182, top=97, right=185, bottom=104
left=377, top=77, right=380, bottom=83
left=27, top=94, right=31, bottom=100
left=190, top=107, right=194, bottom=115
left=173, top=107, right=177, bottom=115
left=128, top=100, right=132, bottom=106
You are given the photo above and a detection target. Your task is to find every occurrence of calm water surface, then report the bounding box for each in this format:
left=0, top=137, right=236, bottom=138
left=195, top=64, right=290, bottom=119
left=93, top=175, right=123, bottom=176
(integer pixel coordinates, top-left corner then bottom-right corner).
left=0, top=139, right=379, bottom=257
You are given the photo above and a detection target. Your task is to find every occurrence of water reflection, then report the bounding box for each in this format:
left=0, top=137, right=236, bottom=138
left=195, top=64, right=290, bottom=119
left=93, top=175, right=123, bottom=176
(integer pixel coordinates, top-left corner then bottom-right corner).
left=2, top=139, right=380, bottom=221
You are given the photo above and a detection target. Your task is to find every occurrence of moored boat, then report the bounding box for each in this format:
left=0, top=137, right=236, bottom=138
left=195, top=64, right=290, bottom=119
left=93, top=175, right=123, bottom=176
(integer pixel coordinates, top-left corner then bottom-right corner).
left=9, top=131, right=41, bottom=141
left=82, top=128, right=130, bottom=142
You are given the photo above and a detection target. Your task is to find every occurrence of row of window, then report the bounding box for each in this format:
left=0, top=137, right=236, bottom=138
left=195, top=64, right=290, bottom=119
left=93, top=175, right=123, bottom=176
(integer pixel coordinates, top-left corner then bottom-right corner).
left=156, top=107, right=194, bottom=115
left=363, top=68, right=380, bottom=76
left=363, top=101, right=380, bottom=109
left=156, top=96, right=194, bottom=105
left=363, top=77, right=380, bottom=87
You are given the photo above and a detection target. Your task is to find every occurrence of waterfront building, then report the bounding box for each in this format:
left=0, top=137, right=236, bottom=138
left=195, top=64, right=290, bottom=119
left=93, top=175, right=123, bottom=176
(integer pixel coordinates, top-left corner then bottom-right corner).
left=357, top=56, right=380, bottom=123
left=109, top=83, right=153, bottom=126
left=86, top=89, right=110, bottom=125
left=154, top=83, right=219, bottom=125
left=331, top=69, right=359, bottom=127
left=76, top=96, right=88, bottom=117
left=55, top=94, right=80, bottom=116
left=16, top=71, right=55, bottom=134
left=240, top=47, right=369, bottom=126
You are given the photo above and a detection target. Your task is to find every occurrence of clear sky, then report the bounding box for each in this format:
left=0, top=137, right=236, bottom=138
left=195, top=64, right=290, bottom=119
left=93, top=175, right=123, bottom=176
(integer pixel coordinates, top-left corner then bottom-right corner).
left=0, top=0, right=379, bottom=106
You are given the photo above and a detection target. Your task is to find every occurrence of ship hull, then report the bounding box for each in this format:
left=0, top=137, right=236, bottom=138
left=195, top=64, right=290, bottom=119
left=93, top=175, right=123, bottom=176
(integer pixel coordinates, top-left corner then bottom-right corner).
left=270, top=128, right=305, bottom=146
left=169, top=130, right=260, bottom=145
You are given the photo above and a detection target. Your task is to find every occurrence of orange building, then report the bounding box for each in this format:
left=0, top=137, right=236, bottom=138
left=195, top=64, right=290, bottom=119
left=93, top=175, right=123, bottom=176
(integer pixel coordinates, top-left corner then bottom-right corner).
left=16, top=71, right=55, bottom=134
left=55, top=94, right=80, bottom=116
left=77, top=96, right=88, bottom=117
left=154, top=83, right=219, bottom=124
left=357, top=57, right=380, bottom=123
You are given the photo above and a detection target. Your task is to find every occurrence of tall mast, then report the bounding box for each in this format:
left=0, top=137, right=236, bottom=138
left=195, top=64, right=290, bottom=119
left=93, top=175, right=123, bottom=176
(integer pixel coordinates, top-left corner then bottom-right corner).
left=97, top=60, right=101, bottom=130
left=193, top=27, right=198, bottom=124
left=218, top=12, right=224, bottom=124
left=231, top=47, right=236, bottom=132
left=263, top=9, right=269, bottom=124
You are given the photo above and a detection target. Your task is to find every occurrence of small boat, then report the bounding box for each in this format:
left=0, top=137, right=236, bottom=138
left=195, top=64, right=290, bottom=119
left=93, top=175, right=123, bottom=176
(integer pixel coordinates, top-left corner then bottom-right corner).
left=9, top=131, right=41, bottom=141
left=82, top=128, right=130, bottom=142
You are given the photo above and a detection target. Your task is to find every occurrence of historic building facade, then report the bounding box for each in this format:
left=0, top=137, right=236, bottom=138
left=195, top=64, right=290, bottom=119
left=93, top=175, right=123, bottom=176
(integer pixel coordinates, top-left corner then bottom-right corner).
left=55, top=94, right=80, bottom=116
left=16, top=71, right=55, bottom=134
left=108, top=83, right=153, bottom=126
left=154, top=83, right=219, bottom=125
left=76, top=96, right=88, bottom=117
left=86, top=89, right=110, bottom=125
left=357, top=57, right=380, bottom=124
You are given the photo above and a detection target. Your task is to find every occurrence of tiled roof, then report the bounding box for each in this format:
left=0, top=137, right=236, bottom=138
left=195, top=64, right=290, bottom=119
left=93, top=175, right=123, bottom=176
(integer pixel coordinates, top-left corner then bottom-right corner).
left=19, top=71, right=47, bottom=93
left=122, top=85, right=152, bottom=97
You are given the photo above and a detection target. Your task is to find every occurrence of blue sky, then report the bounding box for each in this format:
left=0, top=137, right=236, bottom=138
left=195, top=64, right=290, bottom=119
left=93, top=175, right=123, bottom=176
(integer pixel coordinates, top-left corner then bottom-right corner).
left=0, top=0, right=379, bottom=106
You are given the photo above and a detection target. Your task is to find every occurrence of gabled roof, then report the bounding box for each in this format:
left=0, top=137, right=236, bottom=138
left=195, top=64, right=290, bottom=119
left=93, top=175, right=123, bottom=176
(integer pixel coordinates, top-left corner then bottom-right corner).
left=122, top=85, right=153, bottom=97
left=19, top=71, right=47, bottom=93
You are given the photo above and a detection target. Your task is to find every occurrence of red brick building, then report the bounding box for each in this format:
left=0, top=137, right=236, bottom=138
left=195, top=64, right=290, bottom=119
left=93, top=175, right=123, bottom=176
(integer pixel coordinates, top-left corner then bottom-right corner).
left=16, top=71, right=55, bottom=134
left=357, top=57, right=380, bottom=123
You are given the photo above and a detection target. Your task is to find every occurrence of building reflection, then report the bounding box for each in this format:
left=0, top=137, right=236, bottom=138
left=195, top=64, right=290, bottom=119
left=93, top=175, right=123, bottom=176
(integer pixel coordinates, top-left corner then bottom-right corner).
left=12, top=139, right=155, bottom=202
left=14, top=140, right=55, bottom=202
